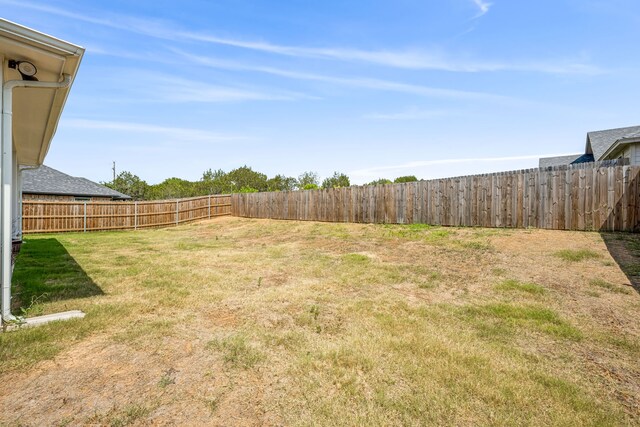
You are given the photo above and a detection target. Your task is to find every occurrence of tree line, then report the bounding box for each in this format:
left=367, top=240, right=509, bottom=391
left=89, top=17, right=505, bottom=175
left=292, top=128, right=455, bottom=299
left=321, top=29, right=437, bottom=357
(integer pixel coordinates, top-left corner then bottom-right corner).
left=104, top=166, right=418, bottom=200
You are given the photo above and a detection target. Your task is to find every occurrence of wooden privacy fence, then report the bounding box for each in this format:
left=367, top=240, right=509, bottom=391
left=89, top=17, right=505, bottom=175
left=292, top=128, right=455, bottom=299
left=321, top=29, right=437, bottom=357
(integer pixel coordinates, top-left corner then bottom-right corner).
left=23, top=195, right=231, bottom=234
left=232, top=162, right=640, bottom=232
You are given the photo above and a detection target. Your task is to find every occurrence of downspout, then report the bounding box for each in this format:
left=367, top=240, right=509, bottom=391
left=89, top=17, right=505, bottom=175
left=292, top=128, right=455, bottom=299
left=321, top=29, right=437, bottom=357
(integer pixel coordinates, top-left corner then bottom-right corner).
left=12, top=148, right=18, bottom=241
left=1, top=73, right=71, bottom=323
left=17, top=165, right=39, bottom=242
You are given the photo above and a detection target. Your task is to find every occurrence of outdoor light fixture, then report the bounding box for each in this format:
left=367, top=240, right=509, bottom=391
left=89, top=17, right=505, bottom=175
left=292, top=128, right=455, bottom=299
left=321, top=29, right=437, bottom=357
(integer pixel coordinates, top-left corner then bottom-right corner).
left=7, top=59, right=38, bottom=81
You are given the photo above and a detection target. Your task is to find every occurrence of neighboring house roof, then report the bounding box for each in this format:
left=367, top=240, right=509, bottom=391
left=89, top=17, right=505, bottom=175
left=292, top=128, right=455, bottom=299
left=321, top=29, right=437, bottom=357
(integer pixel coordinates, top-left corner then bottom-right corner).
left=539, top=153, right=594, bottom=168
left=22, top=165, right=131, bottom=199
left=586, top=125, right=640, bottom=160
left=539, top=125, right=640, bottom=168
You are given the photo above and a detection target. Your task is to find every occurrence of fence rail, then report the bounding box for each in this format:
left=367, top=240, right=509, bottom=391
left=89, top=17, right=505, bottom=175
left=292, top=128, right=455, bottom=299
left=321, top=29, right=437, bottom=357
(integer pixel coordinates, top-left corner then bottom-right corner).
left=22, top=195, right=231, bottom=234
left=232, top=162, right=640, bottom=232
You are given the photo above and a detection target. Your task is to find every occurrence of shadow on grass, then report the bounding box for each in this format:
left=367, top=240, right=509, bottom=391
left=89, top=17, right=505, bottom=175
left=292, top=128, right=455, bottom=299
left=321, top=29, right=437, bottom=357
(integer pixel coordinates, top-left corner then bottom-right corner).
left=600, top=233, right=640, bottom=294
left=11, top=238, right=103, bottom=313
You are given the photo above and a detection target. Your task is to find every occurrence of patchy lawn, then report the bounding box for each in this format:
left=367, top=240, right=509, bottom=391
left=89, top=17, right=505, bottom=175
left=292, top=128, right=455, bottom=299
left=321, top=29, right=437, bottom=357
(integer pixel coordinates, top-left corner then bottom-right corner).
left=1, top=217, right=639, bottom=426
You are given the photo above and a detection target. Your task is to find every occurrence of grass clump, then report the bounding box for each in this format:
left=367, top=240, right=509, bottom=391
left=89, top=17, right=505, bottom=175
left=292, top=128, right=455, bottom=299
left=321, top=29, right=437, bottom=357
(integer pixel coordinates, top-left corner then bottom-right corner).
left=462, top=303, right=582, bottom=341
left=418, top=271, right=442, bottom=289
left=491, top=267, right=507, bottom=276
left=383, top=224, right=453, bottom=242
left=341, top=253, right=370, bottom=263
left=207, top=333, right=264, bottom=369
left=496, top=279, right=545, bottom=295
left=89, top=404, right=151, bottom=427
left=424, top=229, right=452, bottom=243
left=388, top=223, right=435, bottom=235
left=325, top=346, right=374, bottom=373
left=531, top=373, right=608, bottom=417
left=158, top=368, right=176, bottom=388
left=295, top=304, right=328, bottom=334
left=554, top=249, right=601, bottom=262
left=459, top=240, right=493, bottom=251
left=204, top=396, right=221, bottom=414
left=589, top=278, right=631, bottom=295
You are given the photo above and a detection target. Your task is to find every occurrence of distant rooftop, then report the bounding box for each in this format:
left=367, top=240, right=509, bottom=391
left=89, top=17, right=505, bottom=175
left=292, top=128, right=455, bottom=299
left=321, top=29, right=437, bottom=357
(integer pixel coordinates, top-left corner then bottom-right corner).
left=539, top=153, right=594, bottom=168
left=22, top=165, right=131, bottom=199
left=586, top=125, right=640, bottom=160
left=539, top=125, right=640, bottom=168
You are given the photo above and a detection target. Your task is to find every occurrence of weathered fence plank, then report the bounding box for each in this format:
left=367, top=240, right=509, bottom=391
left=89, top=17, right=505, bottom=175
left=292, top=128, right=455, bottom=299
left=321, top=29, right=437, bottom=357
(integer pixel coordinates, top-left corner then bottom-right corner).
left=232, top=162, right=640, bottom=232
left=22, top=195, right=232, bottom=234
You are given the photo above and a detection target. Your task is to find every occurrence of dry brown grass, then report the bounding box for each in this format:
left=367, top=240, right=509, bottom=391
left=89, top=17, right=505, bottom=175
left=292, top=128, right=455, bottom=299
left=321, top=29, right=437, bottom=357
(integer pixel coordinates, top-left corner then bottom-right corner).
left=1, top=217, right=639, bottom=426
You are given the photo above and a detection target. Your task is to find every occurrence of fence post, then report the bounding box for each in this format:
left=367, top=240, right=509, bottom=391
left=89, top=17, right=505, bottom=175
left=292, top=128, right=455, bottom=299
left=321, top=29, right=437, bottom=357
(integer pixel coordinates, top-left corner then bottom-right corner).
left=134, top=201, right=138, bottom=230
left=83, top=201, right=87, bottom=233
left=208, top=195, right=211, bottom=219
left=176, top=199, right=179, bottom=225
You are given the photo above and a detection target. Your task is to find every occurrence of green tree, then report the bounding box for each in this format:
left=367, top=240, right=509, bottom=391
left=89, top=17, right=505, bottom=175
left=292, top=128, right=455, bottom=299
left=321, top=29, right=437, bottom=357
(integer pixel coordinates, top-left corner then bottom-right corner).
left=322, top=172, right=350, bottom=189
left=238, top=186, right=259, bottom=193
left=297, top=171, right=319, bottom=189
left=267, top=174, right=297, bottom=192
left=198, top=168, right=231, bottom=195
left=147, top=177, right=195, bottom=200
left=104, top=171, right=149, bottom=200
left=227, top=166, right=268, bottom=192
left=367, top=178, right=392, bottom=186
left=394, top=175, right=418, bottom=183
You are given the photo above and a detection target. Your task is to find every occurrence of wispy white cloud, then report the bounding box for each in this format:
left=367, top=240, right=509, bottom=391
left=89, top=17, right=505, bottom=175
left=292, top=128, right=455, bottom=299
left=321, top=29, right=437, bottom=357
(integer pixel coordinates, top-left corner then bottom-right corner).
left=90, top=69, right=311, bottom=103
left=4, top=0, right=602, bottom=75
left=180, top=33, right=487, bottom=71
left=0, top=0, right=175, bottom=38
left=62, top=119, right=251, bottom=142
left=174, top=51, right=514, bottom=102
left=156, top=30, right=603, bottom=74
left=471, top=0, right=492, bottom=18
left=154, top=75, right=305, bottom=103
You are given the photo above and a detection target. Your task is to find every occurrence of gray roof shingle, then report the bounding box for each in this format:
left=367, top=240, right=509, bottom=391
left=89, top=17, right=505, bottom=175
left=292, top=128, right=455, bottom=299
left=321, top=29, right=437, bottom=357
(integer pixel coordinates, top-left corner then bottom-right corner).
left=538, top=153, right=594, bottom=168
left=586, top=125, right=640, bottom=160
left=22, top=165, right=131, bottom=199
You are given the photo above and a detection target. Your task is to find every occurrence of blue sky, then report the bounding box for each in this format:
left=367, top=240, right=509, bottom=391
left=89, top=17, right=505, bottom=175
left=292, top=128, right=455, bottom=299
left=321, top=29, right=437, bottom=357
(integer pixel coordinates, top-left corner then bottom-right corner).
left=2, top=0, right=639, bottom=184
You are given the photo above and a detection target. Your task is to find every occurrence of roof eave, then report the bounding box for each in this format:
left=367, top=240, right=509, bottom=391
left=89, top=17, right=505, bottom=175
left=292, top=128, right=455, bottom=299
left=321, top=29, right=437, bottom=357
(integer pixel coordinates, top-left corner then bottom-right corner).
left=585, top=134, right=593, bottom=155
left=598, top=138, right=639, bottom=160
left=0, top=20, right=84, bottom=56
left=23, top=190, right=131, bottom=199
left=0, top=18, right=85, bottom=167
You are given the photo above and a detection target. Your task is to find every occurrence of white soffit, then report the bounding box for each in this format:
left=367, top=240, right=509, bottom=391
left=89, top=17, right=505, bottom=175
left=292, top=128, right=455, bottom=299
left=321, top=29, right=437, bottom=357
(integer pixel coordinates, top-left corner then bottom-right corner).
left=0, top=19, right=84, bottom=165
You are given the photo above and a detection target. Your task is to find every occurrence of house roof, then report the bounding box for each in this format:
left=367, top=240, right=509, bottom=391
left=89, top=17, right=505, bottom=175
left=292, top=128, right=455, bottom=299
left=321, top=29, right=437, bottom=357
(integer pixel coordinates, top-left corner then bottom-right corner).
left=538, top=153, right=594, bottom=168
left=1, top=19, right=84, bottom=166
left=586, top=125, right=640, bottom=161
left=22, top=165, right=131, bottom=199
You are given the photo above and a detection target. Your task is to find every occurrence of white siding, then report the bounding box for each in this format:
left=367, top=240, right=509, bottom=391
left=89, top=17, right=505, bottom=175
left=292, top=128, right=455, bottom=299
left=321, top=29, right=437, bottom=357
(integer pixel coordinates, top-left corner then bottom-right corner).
left=614, top=143, right=640, bottom=166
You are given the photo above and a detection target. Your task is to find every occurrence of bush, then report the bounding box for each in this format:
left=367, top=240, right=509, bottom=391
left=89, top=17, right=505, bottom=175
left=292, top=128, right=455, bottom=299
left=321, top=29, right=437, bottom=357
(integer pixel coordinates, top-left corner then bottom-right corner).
left=367, top=178, right=392, bottom=186
left=322, top=172, right=350, bottom=189
left=298, top=171, right=320, bottom=189
left=394, top=175, right=418, bottom=183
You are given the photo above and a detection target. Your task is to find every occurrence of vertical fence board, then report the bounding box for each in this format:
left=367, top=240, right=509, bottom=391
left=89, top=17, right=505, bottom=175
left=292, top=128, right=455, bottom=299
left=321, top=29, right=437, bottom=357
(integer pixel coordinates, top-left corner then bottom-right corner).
left=23, top=195, right=232, bottom=234
left=227, top=161, right=636, bottom=232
